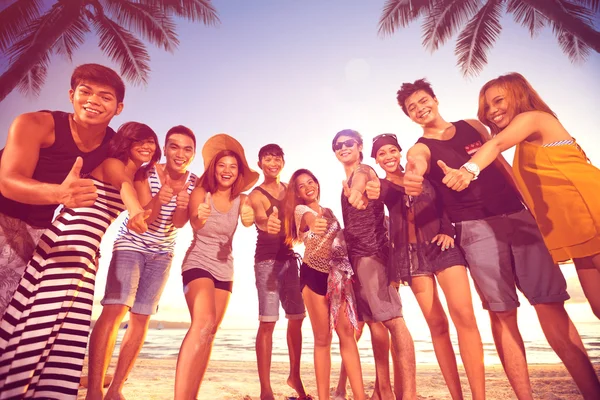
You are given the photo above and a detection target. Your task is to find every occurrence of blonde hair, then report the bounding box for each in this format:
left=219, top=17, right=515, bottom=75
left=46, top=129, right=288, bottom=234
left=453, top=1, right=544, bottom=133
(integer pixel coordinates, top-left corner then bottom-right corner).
left=477, top=72, right=557, bottom=135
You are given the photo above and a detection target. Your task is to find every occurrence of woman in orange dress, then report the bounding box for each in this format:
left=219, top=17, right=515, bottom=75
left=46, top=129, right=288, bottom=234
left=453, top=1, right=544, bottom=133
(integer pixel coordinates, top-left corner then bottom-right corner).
left=436, top=72, right=600, bottom=320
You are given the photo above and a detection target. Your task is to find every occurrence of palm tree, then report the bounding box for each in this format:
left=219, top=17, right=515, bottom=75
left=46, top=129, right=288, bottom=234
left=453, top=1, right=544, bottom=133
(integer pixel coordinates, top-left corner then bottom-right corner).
left=378, top=0, right=600, bottom=77
left=0, top=0, right=219, bottom=102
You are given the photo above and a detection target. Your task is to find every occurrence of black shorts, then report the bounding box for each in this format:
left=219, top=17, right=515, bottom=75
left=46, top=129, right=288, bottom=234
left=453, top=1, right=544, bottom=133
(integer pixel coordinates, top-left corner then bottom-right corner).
left=300, top=263, right=328, bottom=296
left=182, top=268, right=233, bottom=293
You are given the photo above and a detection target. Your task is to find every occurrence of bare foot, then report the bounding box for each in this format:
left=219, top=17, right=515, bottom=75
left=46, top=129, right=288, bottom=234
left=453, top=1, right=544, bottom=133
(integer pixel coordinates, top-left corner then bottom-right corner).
left=333, top=390, right=347, bottom=400
left=287, top=375, right=308, bottom=398
left=260, top=392, right=275, bottom=400
left=105, top=389, right=125, bottom=400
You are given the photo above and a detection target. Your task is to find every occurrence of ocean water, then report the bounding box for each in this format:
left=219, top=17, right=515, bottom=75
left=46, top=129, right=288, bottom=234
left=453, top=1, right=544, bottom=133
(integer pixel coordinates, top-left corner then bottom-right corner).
left=110, top=320, right=600, bottom=365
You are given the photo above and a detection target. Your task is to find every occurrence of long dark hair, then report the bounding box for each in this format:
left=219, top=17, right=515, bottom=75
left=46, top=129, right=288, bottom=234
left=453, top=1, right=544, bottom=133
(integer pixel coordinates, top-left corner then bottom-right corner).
left=108, top=122, right=161, bottom=180
left=197, top=150, right=246, bottom=200
left=283, top=168, right=321, bottom=246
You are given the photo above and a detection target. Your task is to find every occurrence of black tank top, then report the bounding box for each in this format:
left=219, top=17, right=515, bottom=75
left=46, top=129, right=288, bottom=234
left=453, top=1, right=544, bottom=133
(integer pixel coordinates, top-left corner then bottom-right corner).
left=0, top=111, right=115, bottom=228
left=253, top=186, right=294, bottom=263
left=417, top=120, right=523, bottom=222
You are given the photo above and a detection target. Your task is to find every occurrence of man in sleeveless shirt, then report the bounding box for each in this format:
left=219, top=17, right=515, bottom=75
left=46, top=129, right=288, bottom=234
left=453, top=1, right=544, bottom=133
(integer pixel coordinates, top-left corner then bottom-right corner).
left=85, top=126, right=198, bottom=399
left=248, top=144, right=308, bottom=400
left=333, top=129, right=417, bottom=400
left=398, top=79, right=597, bottom=399
left=0, top=64, right=126, bottom=320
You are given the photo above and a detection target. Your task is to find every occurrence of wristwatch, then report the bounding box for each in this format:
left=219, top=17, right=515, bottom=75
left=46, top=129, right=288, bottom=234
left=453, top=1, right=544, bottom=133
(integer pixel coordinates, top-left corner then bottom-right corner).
left=461, top=162, right=480, bottom=180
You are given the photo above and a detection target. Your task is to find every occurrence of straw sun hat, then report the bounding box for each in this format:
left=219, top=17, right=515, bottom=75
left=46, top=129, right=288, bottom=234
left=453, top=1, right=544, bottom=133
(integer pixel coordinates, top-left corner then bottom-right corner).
left=201, top=133, right=259, bottom=192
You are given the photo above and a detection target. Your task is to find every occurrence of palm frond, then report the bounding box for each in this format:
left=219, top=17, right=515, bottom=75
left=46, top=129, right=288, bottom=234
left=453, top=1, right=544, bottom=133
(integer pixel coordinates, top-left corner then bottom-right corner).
left=422, top=0, right=480, bottom=52
left=92, top=15, right=151, bottom=86
left=52, top=14, right=90, bottom=61
left=571, top=0, right=599, bottom=13
left=17, top=52, right=49, bottom=96
left=140, top=0, right=219, bottom=25
left=455, top=0, right=503, bottom=78
left=554, top=25, right=591, bottom=62
left=0, top=0, right=44, bottom=51
left=507, top=0, right=547, bottom=38
left=378, top=0, right=435, bottom=36
left=103, top=0, right=179, bottom=52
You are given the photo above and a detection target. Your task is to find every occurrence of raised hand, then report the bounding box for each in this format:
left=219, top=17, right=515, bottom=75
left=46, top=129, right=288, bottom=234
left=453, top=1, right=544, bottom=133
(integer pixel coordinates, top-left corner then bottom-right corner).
left=403, top=156, right=424, bottom=197
left=343, top=180, right=367, bottom=210
left=196, top=192, right=212, bottom=224
left=158, top=174, right=175, bottom=205
left=438, top=160, right=473, bottom=192
left=311, top=208, right=327, bottom=235
left=365, top=171, right=381, bottom=200
left=240, top=196, right=255, bottom=226
left=127, top=209, right=151, bottom=234
left=175, top=181, right=191, bottom=210
left=267, top=206, right=281, bottom=234
left=58, top=157, right=98, bottom=208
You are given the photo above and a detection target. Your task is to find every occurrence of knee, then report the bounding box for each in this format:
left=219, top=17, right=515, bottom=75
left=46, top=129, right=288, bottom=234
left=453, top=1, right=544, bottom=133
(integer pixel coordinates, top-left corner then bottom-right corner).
left=313, top=330, right=332, bottom=348
left=129, top=313, right=151, bottom=330
left=426, top=315, right=450, bottom=337
left=489, top=309, right=518, bottom=326
left=449, top=308, right=477, bottom=330
left=258, top=321, right=276, bottom=334
left=191, top=316, right=218, bottom=337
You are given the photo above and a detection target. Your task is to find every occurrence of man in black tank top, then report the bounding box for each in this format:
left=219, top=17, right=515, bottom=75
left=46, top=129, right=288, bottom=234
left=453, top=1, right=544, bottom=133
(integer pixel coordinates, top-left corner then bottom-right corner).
left=396, top=79, right=595, bottom=398
left=247, top=144, right=308, bottom=400
left=333, top=129, right=417, bottom=399
left=0, top=64, right=124, bottom=320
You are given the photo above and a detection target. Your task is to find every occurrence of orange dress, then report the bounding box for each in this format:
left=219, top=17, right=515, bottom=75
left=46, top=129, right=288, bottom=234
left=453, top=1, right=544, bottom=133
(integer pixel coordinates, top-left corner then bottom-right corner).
left=512, top=140, right=600, bottom=263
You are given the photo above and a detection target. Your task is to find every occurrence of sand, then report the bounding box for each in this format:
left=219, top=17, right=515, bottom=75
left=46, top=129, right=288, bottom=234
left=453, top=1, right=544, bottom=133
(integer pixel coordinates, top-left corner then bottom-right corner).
left=77, top=358, right=599, bottom=399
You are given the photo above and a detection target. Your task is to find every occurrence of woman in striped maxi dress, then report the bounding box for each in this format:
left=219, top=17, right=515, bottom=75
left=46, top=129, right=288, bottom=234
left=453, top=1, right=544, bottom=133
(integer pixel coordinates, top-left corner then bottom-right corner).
left=0, top=122, right=161, bottom=399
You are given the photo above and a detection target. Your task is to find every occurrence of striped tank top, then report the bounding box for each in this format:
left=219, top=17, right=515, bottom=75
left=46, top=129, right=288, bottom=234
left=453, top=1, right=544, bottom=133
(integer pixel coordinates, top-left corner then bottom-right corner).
left=113, top=166, right=197, bottom=253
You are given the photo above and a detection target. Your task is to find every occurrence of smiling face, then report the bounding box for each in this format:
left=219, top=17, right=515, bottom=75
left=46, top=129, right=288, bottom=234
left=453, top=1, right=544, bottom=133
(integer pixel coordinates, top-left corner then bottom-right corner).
left=404, top=90, right=440, bottom=126
left=129, top=137, right=157, bottom=165
left=375, top=144, right=402, bottom=174
left=334, top=135, right=362, bottom=165
left=215, top=155, right=239, bottom=189
left=259, top=154, right=284, bottom=179
left=484, top=85, right=515, bottom=130
left=69, top=81, right=123, bottom=127
left=295, top=173, right=319, bottom=203
left=164, top=133, right=195, bottom=174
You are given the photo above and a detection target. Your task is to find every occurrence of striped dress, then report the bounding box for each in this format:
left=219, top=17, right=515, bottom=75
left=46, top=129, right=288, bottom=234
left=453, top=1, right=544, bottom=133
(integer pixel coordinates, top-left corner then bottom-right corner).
left=0, top=178, right=125, bottom=399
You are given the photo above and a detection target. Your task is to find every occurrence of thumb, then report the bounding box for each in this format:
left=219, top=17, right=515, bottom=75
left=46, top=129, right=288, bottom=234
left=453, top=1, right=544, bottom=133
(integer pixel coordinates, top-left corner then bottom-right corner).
left=317, top=207, right=324, bottom=218
left=205, top=192, right=212, bottom=204
left=437, top=160, right=451, bottom=174
left=243, top=196, right=251, bottom=207
left=272, top=206, right=279, bottom=218
left=143, top=209, right=152, bottom=220
left=342, top=179, right=350, bottom=190
left=181, top=181, right=191, bottom=193
left=69, top=156, right=83, bottom=178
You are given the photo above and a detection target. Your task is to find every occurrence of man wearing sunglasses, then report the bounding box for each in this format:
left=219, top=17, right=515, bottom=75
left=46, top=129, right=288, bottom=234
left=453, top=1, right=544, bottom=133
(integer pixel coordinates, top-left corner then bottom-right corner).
left=332, top=129, right=417, bottom=400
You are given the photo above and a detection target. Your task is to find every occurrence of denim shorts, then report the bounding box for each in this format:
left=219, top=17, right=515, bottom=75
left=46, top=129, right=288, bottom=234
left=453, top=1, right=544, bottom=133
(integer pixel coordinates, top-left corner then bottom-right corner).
left=456, top=209, right=569, bottom=312
left=101, top=250, right=174, bottom=315
left=254, top=256, right=306, bottom=322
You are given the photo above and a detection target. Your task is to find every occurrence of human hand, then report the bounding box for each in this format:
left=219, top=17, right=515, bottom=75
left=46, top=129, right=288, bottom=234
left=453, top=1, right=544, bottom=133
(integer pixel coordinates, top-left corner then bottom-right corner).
left=175, top=182, right=191, bottom=210
left=438, top=160, right=473, bottom=192
left=197, top=192, right=211, bottom=224
left=241, top=196, right=255, bottom=226
left=158, top=174, right=175, bottom=205
left=127, top=209, right=152, bottom=234
left=311, top=208, right=327, bottom=235
left=267, top=206, right=281, bottom=234
left=58, top=157, right=98, bottom=208
left=403, top=157, right=424, bottom=196
left=431, top=234, right=455, bottom=251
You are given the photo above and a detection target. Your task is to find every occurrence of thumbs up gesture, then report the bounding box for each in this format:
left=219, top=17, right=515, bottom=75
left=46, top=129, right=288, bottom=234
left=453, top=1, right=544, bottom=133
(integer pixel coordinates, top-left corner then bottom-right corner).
left=240, top=196, right=255, bottom=226
left=343, top=180, right=368, bottom=210
left=58, top=157, right=98, bottom=208
left=403, top=156, right=425, bottom=197
left=175, top=181, right=191, bottom=210
left=365, top=171, right=381, bottom=200
left=311, top=208, right=327, bottom=235
left=127, top=209, right=152, bottom=234
left=267, top=206, right=281, bottom=234
left=158, top=174, right=175, bottom=205
left=438, top=160, right=473, bottom=192
left=197, top=192, right=212, bottom=224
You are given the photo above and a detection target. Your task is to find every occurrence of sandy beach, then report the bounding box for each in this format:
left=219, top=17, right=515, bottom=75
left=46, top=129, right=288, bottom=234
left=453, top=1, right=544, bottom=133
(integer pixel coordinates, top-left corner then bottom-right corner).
left=78, top=358, right=599, bottom=399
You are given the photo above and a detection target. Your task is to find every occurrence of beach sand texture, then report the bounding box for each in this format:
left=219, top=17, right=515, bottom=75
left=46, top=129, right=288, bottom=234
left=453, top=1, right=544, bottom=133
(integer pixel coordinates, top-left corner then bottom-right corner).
left=78, top=358, right=599, bottom=399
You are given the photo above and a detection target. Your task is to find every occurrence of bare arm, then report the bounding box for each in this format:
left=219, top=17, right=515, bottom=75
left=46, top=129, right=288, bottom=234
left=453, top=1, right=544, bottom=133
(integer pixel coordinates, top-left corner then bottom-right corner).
left=0, top=112, right=97, bottom=207
left=239, top=194, right=255, bottom=227
left=403, top=143, right=430, bottom=196
left=189, top=187, right=210, bottom=231
left=134, top=178, right=161, bottom=224
left=249, top=190, right=269, bottom=231
left=102, top=159, right=144, bottom=217
left=172, top=181, right=192, bottom=228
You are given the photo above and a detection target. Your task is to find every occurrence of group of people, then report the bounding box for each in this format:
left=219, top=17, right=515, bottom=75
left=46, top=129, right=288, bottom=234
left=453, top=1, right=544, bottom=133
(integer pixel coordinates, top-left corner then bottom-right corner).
left=0, top=63, right=598, bottom=400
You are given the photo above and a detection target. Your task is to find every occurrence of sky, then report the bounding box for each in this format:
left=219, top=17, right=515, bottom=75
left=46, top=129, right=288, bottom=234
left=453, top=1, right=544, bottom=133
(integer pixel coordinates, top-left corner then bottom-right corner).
left=1, top=0, right=599, bottom=338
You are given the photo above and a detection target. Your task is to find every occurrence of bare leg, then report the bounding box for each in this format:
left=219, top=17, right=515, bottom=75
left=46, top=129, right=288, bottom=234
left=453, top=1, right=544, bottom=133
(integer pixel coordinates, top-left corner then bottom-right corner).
left=411, top=275, right=462, bottom=400
left=573, top=253, right=600, bottom=319
left=286, top=317, right=307, bottom=398
left=383, top=317, right=416, bottom=400
left=174, top=279, right=230, bottom=400
left=489, top=309, right=533, bottom=400
left=335, top=302, right=366, bottom=400
left=367, top=321, right=394, bottom=399
left=389, top=334, right=401, bottom=400
left=256, top=321, right=276, bottom=400
left=86, top=304, right=129, bottom=400
left=535, top=302, right=600, bottom=399
left=105, top=312, right=151, bottom=400
left=437, top=266, right=486, bottom=400
left=334, top=322, right=364, bottom=400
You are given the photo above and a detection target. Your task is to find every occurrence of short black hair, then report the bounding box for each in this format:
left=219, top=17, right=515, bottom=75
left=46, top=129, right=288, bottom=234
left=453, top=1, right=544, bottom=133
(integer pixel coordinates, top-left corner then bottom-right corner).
left=258, top=143, right=284, bottom=161
left=71, top=64, right=125, bottom=103
left=396, top=78, right=436, bottom=116
left=165, top=125, right=196, bottom=149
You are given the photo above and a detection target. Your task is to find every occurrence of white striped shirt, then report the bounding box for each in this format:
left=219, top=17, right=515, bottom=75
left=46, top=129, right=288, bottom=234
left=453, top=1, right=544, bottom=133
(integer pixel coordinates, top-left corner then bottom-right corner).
left=114, top=166, right=197, bottom=253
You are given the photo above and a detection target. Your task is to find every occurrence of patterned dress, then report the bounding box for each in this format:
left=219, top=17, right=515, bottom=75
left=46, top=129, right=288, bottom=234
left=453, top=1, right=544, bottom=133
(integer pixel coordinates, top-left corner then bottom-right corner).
left=0, top=178, right=125, bottom=399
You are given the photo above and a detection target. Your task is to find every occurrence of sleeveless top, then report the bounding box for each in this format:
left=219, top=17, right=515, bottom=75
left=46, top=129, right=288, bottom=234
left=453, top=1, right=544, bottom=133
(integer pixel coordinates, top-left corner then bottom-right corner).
left=0, top=111, right=115, bottom=228
left=181, top=195, right=241, bottom=281
left=340, top=167, right=388, bottom=262
left=113, top=166, right=197, bottom=254
left=417, top=120, right=523, bottom=222
left=253, top=186, right=294, bottom=262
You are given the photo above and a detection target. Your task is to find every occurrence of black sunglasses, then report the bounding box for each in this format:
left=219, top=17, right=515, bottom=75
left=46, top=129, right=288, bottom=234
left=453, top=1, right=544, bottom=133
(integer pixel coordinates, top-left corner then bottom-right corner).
left=333, top=139, right=357, bottom=151
left=372, top=133, right=397, bottom=143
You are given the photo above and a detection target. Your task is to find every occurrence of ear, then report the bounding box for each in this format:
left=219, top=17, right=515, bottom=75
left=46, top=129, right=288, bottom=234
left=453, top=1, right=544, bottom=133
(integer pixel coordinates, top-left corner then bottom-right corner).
left=358, top=143, right=363, bottom=153
left=257, top=160, right=262, bottom=170
left=434, top=96, right=439, bottom=105
left=68, top=89, right=75, bottom=103
left=115, top=102, right=124, bottom=115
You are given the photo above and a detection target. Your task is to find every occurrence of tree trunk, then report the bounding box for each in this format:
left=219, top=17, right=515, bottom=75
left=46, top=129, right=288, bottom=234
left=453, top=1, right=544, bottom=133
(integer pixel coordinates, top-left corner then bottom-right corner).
left=524, top=0, right=600, bottom=53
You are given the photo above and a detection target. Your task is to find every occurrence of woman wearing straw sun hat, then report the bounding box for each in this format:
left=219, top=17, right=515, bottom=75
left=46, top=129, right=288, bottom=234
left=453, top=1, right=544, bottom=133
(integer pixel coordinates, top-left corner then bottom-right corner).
left=174, top=134, right=259, bottom=400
